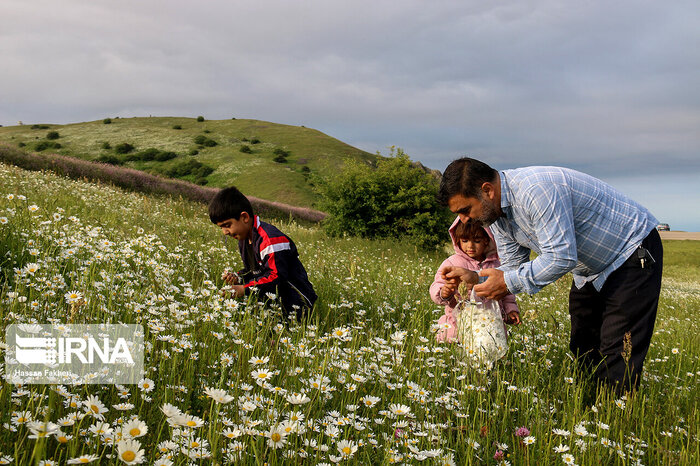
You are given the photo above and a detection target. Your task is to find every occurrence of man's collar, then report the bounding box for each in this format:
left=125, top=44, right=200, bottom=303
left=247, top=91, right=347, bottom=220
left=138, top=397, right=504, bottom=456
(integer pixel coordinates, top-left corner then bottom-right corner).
left=499, top=171, right=511, bottom=210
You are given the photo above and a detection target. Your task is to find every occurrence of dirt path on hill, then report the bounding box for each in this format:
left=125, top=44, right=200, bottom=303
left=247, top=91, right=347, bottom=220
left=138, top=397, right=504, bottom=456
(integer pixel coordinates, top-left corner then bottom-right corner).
left=659, top=231, right=700, bottom=240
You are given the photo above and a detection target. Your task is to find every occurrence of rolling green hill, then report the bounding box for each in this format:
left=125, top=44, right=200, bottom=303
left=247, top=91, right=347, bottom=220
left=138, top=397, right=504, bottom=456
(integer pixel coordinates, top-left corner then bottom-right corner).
left=0, top=117, right=380, bottom=208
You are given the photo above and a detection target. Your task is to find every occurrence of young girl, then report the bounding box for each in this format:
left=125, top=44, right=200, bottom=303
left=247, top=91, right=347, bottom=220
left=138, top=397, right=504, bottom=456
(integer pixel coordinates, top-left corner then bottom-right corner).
left=430, top=219, right=520, bottom=342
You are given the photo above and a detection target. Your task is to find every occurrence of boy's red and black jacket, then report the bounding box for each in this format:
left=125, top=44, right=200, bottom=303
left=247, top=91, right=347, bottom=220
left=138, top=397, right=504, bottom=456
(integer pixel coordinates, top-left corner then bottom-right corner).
left=237, top=216, right=317, bottom=313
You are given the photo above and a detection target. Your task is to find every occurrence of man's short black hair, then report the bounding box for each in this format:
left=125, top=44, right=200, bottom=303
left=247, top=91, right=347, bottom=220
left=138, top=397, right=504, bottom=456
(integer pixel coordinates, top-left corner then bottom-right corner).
left=208, top=186, right=254, bottom=224
left=438, top=157, right=498, bottom=205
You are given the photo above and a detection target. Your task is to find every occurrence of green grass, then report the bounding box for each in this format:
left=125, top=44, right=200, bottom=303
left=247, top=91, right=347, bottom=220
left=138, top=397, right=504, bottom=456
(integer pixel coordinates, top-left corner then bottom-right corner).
left=0, top=162, right=698, bottom=465
left=0, top=117, right=380, bottom=208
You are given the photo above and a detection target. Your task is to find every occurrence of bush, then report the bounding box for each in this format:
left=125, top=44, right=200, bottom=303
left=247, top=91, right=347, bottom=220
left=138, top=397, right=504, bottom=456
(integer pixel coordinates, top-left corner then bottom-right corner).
left=101, top=142, right=112, bottom=150
left=189, top=149, right=199, bottom=156
left=165, top=159, right=214, bottom=179
left=155, top=151, right=177, bottom=162
left=196, top=116, right=205, bottom=122
left=172, top=124, right=182, bottom=130
left=193, top=135, right=217, bottom=147
left=136, top=148, right=160, bottom=161
left=34, top=141, right=61, bottom=151
left=125, top=148, right=178, bottom=162
left=273, top=148, right=290, bottom=157
left=115, top=143, right=135, bottom=154
left=18, top=142, right=26, bottom=147
left=239, top=145, right=252, bottom=154
left=30, top=124, right=50, bottom=130
left=273, top=155, right=287, bottom=163
left=250, top=138, right=261, bottom=144
left=315, top=149, right=453, bottom=250
left=103, top=118, right=112, bottom=124
left=203, top=129, right=211, bottom=134
left=97, top=154, right=122, bottom=165
left=46, top=131, right=60, bottom=140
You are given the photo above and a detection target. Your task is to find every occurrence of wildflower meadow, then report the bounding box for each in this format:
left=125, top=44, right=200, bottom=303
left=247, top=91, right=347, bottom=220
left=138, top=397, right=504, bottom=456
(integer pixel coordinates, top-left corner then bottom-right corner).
left=0, top=162, right=698, bottom=465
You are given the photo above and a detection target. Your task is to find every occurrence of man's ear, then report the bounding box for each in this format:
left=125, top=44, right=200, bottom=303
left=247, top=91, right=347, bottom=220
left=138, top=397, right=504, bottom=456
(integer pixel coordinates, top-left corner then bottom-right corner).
left=481, top=182, right=496, bottom=200
left=239, top=211, right=250, bottom=223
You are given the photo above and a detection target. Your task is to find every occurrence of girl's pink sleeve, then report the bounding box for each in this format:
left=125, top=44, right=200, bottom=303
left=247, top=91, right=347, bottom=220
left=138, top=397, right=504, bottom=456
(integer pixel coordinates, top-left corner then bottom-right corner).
left=430, top=258, right=456, bottom=306
left=500, top=291, right=520, bottom=317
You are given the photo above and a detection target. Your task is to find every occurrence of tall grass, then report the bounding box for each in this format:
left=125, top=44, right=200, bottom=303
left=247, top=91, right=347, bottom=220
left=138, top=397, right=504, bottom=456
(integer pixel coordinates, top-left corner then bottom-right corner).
left=0, top=162, right=698, bottom=465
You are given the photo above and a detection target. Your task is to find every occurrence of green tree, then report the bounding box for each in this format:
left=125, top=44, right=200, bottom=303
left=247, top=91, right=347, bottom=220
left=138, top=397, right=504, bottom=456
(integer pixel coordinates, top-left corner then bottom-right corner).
left=316, top=148, right=452, bottom=250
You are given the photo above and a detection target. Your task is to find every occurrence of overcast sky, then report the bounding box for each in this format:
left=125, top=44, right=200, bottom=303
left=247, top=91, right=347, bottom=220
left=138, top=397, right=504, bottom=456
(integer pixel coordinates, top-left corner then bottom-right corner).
left=2, top=0, right=699, bottom=230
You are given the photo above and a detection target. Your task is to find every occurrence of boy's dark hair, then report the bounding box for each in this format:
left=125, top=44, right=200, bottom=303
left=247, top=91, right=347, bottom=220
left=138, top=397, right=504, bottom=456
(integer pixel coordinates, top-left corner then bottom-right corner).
left=438, top=157, right=498, bottom=205
left=455, top=221, right=490, bottom=242
left=208, top=186, right=254, bottom=223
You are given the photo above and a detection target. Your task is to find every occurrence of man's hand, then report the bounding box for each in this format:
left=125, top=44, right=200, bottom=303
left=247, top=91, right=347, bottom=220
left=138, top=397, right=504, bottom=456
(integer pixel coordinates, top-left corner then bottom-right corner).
left=441, top=266, right=479, bottom=288
left=473, top=268, right=509, bottom=301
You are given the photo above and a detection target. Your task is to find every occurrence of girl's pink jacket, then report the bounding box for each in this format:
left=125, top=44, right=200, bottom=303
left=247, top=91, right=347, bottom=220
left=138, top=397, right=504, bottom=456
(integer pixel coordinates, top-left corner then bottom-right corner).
left=430, top=217, right=520, bottom=342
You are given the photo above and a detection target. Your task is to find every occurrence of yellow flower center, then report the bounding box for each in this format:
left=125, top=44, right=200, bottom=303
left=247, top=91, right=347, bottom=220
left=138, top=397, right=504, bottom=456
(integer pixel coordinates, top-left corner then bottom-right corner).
left=271, top=433, right=281, bottom=442
left=122, top=451, right=136, bottom=462
left=130, top=428, right=141, bottom=437
left=58, top=436, right=68, bottom=443
left=91, top=405, right=100, bottom=413
left=80, top=459, right=90, bottom=464
left=143, top=383, right=149, bottom=389
left=343, top=447, right=352, bottom=455
left=187, top=420, right=197, bottom=427
left=191, top=441, right=200, bottom=448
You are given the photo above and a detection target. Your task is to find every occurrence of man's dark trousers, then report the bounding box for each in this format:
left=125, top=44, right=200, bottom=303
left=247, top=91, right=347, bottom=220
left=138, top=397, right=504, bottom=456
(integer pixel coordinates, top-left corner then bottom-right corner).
left=568, top=229, right=663, bottom=393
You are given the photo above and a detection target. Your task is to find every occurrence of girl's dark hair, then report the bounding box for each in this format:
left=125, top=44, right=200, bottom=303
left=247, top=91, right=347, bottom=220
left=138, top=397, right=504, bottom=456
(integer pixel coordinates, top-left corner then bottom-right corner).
left=454, top=221, right=490, bottom=242
left=208, top=186, right=254, bottom=223
left=438, top=157, right=498, bottom=205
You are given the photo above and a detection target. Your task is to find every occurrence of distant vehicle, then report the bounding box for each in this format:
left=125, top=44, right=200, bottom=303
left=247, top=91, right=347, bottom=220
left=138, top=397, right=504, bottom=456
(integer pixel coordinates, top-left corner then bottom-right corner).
left=656, top=223, right=670, bottom=231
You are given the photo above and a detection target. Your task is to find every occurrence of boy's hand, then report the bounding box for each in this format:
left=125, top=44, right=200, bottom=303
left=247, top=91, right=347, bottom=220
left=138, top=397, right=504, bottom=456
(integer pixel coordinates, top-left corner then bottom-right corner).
left=223, top=272, right=242, bottom=285
left=473, top=268, right=508, bottom=301
left=506, top=311, right=521, bottom=325
left=221, top=284, right=246, bottom=298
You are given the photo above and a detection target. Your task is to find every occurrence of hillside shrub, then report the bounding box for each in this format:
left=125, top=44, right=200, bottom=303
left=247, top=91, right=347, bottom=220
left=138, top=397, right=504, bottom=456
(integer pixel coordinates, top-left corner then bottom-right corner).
left=172, top=124, right=182, bottom=130
left=189, top=149, right=199, bottom=156
left=124, top=148, right=178, bottom=162
left=114, top=143, right=135, bottom=154
left=103, top=118, right=112, bottom=124
left=137, top=148, right=161, bottom=161
left=273, top=155, right=287, bottom=163
left=193, top=135, right=217, bottom=147
left=203, top=130, right=211, bottom=134
left=18, top=142, right=26, bottom=147
left=46, top=131, right=60, bottom=140
left=97, top=154, right=122, bottom=165
left=155, top=151, right=177, bottom=162
left=273, top=148, right=290, bottom=157
left=196, top=116, right=205, bottom=122
left=250, top=138, right=260, bottom=144
left=30, top=124, right=50, bottom=130
left=315, top=149, right=453, bottom=250
left=165, top=159, right=214, bottom=179
left=240, top=145, right=252, bottom=154
left=101, top=142, right=112, bottom=150
left=34, top=141, right=61, bottom=151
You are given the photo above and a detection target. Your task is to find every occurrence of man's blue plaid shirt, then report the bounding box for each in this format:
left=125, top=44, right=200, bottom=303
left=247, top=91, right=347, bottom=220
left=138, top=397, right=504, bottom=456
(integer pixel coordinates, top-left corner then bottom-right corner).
left=491, top=166, right=658, bottom=294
